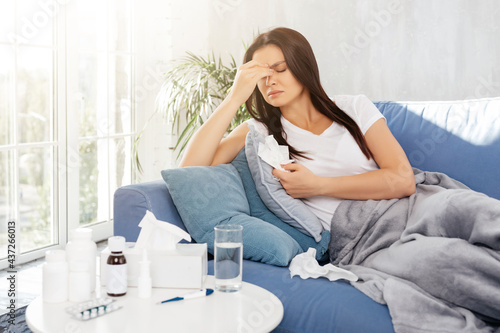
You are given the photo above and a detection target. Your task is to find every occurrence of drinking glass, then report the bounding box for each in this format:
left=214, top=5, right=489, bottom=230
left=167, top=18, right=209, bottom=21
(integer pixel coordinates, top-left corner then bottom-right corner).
left=214, top=224, right=243, bottom=292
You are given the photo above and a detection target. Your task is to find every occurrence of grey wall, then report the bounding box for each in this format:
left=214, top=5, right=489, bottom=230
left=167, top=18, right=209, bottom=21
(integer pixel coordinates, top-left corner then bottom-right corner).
left=205, top=0, right=500, bottom=101
left=137, top=0, right=500, bottom=179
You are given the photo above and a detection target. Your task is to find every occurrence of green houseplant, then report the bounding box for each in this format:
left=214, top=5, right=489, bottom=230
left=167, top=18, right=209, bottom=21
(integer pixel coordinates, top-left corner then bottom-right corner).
left=135, top=52, right=249, bottom=173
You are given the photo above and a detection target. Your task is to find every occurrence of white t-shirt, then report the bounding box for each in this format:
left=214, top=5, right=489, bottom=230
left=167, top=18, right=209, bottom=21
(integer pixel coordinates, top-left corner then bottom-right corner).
left=246, top=94, right=385, bottom=231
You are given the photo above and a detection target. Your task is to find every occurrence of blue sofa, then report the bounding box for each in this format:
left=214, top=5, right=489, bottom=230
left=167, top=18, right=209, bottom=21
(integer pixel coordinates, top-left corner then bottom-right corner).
left=114, top=97, right=500, bottom=332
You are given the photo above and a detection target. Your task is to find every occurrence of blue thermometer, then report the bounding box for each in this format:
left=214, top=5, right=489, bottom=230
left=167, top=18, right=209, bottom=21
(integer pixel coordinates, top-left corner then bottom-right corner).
left=157, top=288, right=214, bottom=304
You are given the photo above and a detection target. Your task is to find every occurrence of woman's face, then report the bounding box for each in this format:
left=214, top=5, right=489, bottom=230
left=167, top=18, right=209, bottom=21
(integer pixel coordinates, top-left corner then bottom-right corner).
left=252, top=44, right=307, bottom=109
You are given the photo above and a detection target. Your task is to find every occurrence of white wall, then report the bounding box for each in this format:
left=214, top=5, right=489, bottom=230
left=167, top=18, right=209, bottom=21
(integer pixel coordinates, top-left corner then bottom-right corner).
left=207, top=0, right=500, bottom=101
left=134, top=0, right=209, bottom=181
left=135, top=0, right=500, bottom=180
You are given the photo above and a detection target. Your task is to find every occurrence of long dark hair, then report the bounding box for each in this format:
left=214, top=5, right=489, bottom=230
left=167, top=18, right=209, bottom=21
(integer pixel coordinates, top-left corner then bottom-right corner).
left=243, top=27, right=372, bottom=160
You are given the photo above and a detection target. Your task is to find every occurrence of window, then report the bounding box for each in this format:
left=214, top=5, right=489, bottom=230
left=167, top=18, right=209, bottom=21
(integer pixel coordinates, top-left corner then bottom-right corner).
left=0, top=0, right=134, bottom=268
left=66, top=0, right=134, bottom=238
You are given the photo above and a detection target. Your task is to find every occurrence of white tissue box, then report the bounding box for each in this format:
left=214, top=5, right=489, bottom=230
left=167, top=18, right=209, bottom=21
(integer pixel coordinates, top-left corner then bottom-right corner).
left=100, top=242, right=207, bottom=289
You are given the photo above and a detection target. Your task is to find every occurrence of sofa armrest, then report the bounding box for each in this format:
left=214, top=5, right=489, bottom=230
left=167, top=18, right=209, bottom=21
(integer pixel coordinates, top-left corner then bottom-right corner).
left=113, top=180, right=187, bottom=242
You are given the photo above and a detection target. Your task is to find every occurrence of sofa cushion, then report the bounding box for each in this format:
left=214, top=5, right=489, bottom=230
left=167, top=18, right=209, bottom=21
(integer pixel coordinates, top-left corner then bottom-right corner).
left=231, top=149, right=330, bottom=261
left=245, top=126, right=324, bottom=242
left=161, top=164, right=302, bottom=266
left=375, top=97, right=500, bottom=201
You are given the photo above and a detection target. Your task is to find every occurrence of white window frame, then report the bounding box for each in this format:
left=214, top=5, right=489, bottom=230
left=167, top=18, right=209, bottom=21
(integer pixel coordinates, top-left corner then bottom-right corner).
left=0, top=0, right=136, bottom=269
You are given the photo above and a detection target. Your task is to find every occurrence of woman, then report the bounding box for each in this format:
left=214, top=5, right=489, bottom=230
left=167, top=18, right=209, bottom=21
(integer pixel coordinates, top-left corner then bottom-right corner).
left=180, top=27, right=500, bottom=327
left=180, top=27, right=415, bottom=230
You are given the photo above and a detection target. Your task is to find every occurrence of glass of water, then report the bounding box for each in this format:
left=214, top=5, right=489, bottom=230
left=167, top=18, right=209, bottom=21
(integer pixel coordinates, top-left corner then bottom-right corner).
left=214, top=224, right=243, bottom=292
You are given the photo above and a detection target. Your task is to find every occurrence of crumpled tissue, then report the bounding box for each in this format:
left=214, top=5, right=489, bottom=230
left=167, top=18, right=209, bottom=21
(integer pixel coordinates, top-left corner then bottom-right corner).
left=258, top=134, right=294, bottom=171
left=289, top=248, right=358, bottom=282
left=135, top=210, right=192, bottom=251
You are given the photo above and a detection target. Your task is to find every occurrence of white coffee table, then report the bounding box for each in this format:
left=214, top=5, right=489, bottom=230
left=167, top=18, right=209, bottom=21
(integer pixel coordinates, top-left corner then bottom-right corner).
left=26, top=275, right=284, bottom=333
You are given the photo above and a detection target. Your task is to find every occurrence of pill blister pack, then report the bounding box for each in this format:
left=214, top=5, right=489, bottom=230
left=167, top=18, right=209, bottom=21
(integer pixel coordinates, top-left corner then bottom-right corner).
left=66, top=297, right=122, bottom=321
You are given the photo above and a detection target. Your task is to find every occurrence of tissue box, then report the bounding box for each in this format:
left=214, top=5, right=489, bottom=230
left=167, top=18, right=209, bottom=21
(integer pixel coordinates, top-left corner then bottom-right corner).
left=100, top=242, right=207, bottom=289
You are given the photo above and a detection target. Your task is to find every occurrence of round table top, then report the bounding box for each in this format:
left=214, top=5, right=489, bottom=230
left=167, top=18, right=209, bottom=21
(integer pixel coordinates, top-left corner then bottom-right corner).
left=26, top=275, right=284, bottom=333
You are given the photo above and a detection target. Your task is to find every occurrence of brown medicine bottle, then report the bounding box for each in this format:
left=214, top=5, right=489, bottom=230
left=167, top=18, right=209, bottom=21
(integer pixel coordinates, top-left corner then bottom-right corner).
left=106, top=236, right=128, bottom=297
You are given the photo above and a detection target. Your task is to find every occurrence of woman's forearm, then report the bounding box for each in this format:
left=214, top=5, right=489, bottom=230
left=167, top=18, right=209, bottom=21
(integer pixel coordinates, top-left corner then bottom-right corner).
left=318, top=168, right=416, bottom=200
left=179, top=60, right=274, bottom=167
left=178, top=97, right=242, bottom=167
left=275, top=152, right=415, bottom=201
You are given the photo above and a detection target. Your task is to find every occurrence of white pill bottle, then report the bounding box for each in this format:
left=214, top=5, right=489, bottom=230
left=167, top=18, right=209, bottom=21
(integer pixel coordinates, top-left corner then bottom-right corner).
left=65, top=228, right=97, bottom=293
left=42, top=250, right=68, bottom=303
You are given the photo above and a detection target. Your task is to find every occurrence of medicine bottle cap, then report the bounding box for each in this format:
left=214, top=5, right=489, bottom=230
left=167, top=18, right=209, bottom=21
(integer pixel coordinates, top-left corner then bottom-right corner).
left=108, top=236, right=126, bottom=253
left=45, top=249, right=66, bottom=263
left=70, top=228, right=93, bottom=241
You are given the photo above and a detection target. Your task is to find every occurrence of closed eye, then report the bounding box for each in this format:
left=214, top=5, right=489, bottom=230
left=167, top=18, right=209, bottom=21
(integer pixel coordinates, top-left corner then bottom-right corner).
left=271, top=61, right=287, bottom=73
left=274, top=64, right=287, bottom=73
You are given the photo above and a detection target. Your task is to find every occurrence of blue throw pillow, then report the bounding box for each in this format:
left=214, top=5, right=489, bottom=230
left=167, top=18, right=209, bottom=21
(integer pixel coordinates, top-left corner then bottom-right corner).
left=245, top=126, right=324, bottom=242
left=161, top=164, right=302, bottom=266
left=231, top=149, right=330, bottom=261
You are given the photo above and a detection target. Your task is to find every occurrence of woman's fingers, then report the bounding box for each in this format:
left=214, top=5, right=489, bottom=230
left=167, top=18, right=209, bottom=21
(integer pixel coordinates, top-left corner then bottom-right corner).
left=238, top=61, right=273, bottom=81
left=239, top=59, right=267, bottom=70
left=272, top=164, right=321, bottom=198
left=240, top=60, right=274, bottom=77
left=230, top=61, right=273, bottom=103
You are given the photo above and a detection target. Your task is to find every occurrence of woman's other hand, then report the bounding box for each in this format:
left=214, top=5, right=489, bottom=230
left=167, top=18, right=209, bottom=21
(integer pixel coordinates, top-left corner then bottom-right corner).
left=272, top=163, right=321, bottom=198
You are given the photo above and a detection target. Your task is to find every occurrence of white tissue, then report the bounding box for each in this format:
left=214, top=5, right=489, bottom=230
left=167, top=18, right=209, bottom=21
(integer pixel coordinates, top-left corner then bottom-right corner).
left=258, top=135, right=294, bottom=171
left=289, top=248, right=358, bottom=282
left=135, top=210, right=192, bottom=251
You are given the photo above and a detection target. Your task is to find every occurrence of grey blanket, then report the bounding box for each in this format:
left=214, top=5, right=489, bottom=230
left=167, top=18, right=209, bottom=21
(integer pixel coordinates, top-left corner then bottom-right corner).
left=329, top=169, right=500, bottom=333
